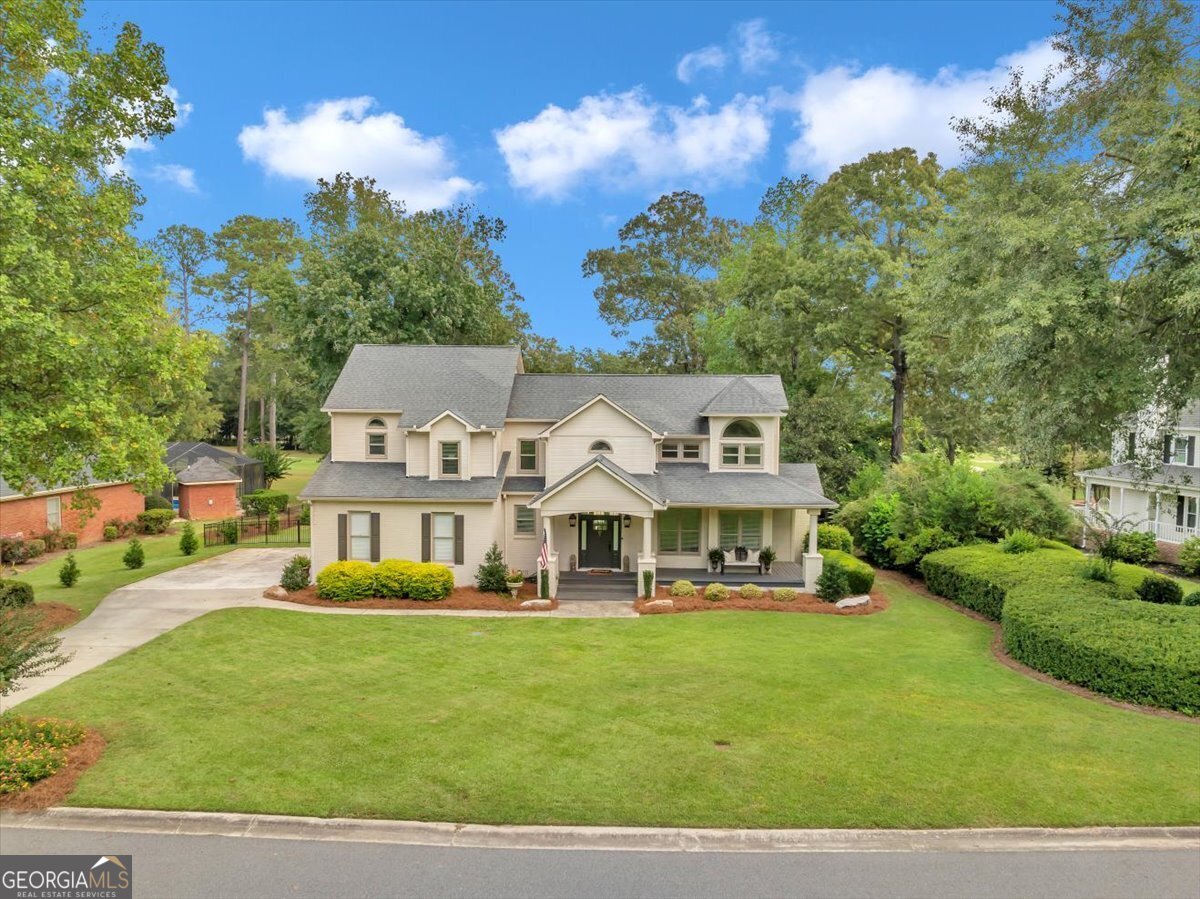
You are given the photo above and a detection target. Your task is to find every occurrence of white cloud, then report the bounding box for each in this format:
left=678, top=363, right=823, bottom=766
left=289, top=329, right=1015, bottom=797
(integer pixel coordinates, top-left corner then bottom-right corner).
left=735, top=19, right=780, bottom=74
left=105, top=84, right=194, bottom=182
left=676, top=45, right=727, bottom=83
left=149, top=163, right=199, bottom=193
left=237, top=97, right=476, bottom=210
left=495, top=89, right=770, bottom=199
left=781, top=38, right=1062, bottom=174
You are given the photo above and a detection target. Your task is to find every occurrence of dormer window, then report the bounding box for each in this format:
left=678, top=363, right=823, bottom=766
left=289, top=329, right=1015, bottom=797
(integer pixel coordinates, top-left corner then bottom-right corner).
left=366, top=418, right=387, bottom=458
left=440, top=441, right=461, bottom=476
left=660, top=441, right=700, bottom=461
left=720, top=419, right=763, bottom=468
left=588, top=440, right=613, bottom=454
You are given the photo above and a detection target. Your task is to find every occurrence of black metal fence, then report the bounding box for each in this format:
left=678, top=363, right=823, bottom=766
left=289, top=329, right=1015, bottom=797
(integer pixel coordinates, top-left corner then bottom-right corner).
left=203, top=508, right=310, bottom=547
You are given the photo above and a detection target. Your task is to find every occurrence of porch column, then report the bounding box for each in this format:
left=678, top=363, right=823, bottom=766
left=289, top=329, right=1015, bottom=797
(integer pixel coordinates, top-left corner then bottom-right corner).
left=808, top=512, right=819, bottom=555
left=643, top=517, right=653, bottom=557
left=637, top=512, right=657, bottom=599
left=803, top=510, right=823, bottom=590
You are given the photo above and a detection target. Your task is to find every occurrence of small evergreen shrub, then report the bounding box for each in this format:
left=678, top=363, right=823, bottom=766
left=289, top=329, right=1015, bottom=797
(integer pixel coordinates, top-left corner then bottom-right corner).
left=739, top=583, right=764, bottom=599
left=816, top=524, right=854, bottom=553
left=859, top=494, right=899, bottom=568
left=816, top=563, right=851, bottom=602
left=405, top=563, right=454, bottom=600
left=1135, top=573, right=1183, bottom=605
left=298, top=503, right=311, bottom=526
left=241, top=490, right=289, bottom=515
left=280, top=555, right=311, bottom=592
left=475, top=543, right=509, bottom=593
left=0, top=581, right=35, bottom=608
left=1183, top=591, right=1200, bottom=607
left=144, top=494, right=173, bottom=511
left=102, top=525, right=119, bottom=542
left=57, top=554, right=80, bottom=588
left=315, top=561, right=375, bottom=601
left=704, top=582, right=729, bottom=602
left=136, top=509, right=174, bottom=534
left=668, top=580, right=697, bottom=597
left=1178, top=536, right=1200, bottom=577
left=540, top=569, right=550, bottom=599
left=221, top=520, right=239, bottom=545
left=267, top=510, right=280, bottom=535
left=122, top=538, right=144, bottom=570
left=178, top=522, right=199, bottom=556
left=642, top=569, right=654, bottom=598
left=1000, top=529, right=1041, bottom=554
left=887, top=526, right=959, bottom=571
left=820, top=550, right=875, bottom=594
left=773, top=587, right=798, bottom=602
left=373, top=559, right=414, bottom=597
left=1108, top=531, right=1158, bottom=566
left=25, top=539, right=45, bottom=559
left=1081, top=557, right=1114, bottom=583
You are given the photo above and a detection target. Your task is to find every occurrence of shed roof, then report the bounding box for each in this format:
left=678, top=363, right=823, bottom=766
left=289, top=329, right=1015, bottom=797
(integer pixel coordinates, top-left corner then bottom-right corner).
left=176, top=457, right=240, bottom=484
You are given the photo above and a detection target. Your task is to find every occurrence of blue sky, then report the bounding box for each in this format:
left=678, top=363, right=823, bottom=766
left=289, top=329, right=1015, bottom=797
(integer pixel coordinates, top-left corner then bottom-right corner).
left=86, top=0, right=1060, bottom=350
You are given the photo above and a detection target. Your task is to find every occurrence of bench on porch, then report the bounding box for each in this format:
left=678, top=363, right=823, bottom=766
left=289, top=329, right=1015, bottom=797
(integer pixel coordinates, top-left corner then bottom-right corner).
left=720, top=549, right=761, bottom=576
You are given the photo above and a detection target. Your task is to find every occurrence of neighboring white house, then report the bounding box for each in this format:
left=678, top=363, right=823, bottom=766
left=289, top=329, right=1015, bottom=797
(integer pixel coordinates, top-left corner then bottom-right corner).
left=300, top=345, right=836, bottom=597
left=1077, top=399, right=1199, bottom=561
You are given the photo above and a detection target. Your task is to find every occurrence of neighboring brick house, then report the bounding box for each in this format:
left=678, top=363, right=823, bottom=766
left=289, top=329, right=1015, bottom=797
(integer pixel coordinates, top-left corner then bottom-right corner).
left=0, top=476, right=145, bottom=546
left=176, top=458, right=241, bottom=520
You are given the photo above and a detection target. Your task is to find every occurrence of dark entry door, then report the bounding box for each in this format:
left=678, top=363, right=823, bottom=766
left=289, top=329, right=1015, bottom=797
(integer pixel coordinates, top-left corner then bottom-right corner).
left=578, top=515, right=621, bottom=569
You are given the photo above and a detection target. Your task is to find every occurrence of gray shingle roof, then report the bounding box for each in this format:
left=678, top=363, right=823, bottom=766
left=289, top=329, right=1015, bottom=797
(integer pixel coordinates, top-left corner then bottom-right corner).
left=0, top=467, right=122, bottom=499
left=507, top=373, right=787, bottom=435
left=700, top=377, right=781, bottom=416
left=176, top=458, right=239, bottom=484
left=652, top=463, right=836, bottom=508
left=529, top=456, right=665, bottom=506
left=165, top=441, right=256, bottom=467
left=502, top=475, right=545, bottom=494
left=1077, top=462, right=1198, bottom=490
left=321, top=345, right=521, bottom=428
left=300, top=453, right=511, bottom=500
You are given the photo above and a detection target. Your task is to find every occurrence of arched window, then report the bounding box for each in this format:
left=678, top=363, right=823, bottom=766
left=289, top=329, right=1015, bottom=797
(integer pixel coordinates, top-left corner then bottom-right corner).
left=720, top=419, right=763, bottom=469
left=589, top=440, right=613, bottom=453
left=722, top=419, right=761, bottom=439
left=366, top=418, right=387, bottom=458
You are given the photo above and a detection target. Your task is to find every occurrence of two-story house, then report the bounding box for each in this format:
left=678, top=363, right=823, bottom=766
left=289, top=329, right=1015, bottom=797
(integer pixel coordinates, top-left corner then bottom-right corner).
left=1077, top=399, right=1199, bottom=561
left=300, top=345, right=836, bottom=597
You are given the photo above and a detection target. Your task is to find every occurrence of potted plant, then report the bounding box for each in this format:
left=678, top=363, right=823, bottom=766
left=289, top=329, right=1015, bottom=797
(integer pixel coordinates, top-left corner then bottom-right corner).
left=707, top=548, right=724, bottom=573
left=506, top=567, right=525, bottom=598
left=758, top=545, right=777, bottom=575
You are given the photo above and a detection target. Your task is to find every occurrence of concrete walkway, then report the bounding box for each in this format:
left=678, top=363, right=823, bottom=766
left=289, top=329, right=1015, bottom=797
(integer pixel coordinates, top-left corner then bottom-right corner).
left=4, top=549, right=636, bottom=708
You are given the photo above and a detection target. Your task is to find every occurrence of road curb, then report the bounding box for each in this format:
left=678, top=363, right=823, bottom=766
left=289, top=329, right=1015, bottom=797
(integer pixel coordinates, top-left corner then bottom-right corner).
left=3, top=808, right=1197, bottom=853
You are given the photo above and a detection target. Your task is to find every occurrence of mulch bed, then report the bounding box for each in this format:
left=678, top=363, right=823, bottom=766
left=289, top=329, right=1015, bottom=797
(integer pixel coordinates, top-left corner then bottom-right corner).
left=0, top=728, right=106, bottom=812
left=264, top=582, right=558, bottom=611
left=636, top=586, right=888, bottom=615
left=33, top=602, right=80, bottom=633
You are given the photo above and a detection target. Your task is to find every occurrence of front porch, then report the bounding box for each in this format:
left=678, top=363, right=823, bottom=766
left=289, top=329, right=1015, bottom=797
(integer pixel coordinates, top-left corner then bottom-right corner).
left=657, top=560, right=806, bottom=587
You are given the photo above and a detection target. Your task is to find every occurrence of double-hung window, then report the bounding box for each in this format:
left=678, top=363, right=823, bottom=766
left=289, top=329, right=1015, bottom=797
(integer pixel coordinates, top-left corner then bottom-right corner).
left=660, top=442, right=701, bottom=461
left=658, top=509, right=700, bottom=553
left=440, top=442, right=460, bottom=477
left=366, top=418, right=388, bottom=458
left=719, top=420, right=763, bottom=469
left=718, top=511, right=763, bottom=550
left=349, top=511, right=372, bottom=560
left=432, top=512, right=456, bottom=562
left=514, top=505, right=536, bottom=536
left=1091, top=484, right=1111, bottom=512
left=46, top=495, right=62, bottom=530
left=518, top=439, right=538, bottom=472
left=1169, top=435, right=1194, bottom=466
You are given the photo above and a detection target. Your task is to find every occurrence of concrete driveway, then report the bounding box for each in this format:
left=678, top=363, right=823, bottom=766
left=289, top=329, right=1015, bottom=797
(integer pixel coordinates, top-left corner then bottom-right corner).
left=3, top=548, right=297, bottom=709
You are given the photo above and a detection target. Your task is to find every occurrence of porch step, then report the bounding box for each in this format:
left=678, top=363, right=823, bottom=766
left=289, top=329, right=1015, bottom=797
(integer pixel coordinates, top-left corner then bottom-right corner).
left=557, top=573, right=638, bottom=601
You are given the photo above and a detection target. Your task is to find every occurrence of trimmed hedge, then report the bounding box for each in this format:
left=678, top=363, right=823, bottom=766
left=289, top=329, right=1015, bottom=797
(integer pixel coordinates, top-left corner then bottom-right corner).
left=242, top=490, right=290, bottom=516
left=0, top=580, right=35, bottom=608
left=919, top=543, right=1200, bottom=713
left=315, top=559, right=454, bottom=601
left=315, top=561, right=376, bottom=601
left=136, top=509, right=175, bottom=534
left=816, top=524, right=854, bottom=554
left=821, top=550, right=875, bottom=595
left=374, top=559, right=416, bottom=598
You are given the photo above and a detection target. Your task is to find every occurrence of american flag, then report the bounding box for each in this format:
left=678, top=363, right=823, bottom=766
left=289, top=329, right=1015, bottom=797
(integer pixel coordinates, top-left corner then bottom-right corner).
left=539, top=527, right=550, bottom=570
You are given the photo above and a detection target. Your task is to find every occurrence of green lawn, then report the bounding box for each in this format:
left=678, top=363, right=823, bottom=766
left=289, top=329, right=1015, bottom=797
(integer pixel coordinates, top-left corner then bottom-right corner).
left=8, top=534, right=235, bottom=619
left=17, top=579, right=1199, bottom=828
left=266, top=451, right=323, bottom=502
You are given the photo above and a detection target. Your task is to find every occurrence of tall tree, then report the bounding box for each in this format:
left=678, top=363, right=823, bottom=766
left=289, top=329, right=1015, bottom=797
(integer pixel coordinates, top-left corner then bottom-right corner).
left=583, top=192, right=734, bottom=373
left=205, top=216, right=299, bottom=452
left=925, top=0, right=1200, bottom=457
left=152, top=224, right=211, bottom=334
left=0, top=0, right=209, bottom=492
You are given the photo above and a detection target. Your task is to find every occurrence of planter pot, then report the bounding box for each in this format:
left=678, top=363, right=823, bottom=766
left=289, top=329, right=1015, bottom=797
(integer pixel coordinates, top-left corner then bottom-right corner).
left=507, top=581, right=524, bottom=598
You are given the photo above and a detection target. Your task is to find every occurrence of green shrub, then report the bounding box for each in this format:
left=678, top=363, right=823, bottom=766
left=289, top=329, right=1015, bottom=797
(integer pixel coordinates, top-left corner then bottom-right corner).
left=1081, top=557, right=1114, bottom=583
left=102, top=525, right=118, bottom=542
left=773, top=587, right=798, bottom=602
left=668, top=580, right=697, bottom=597
left=405, top=563, right=454, bottom=600
left=816, top=563, right=851, bottom=602
left=1000, top=529, right=1041, bottom=554
left=540, top=569, right=550, bottom=599
left=247, top=444, right=297, bottom=486
left=220, top=520, right=239, bottom=545
left=887, top=526, right=959, bottom=571
left=820, top=550, right=875, bottom=594
left=0, top=538, right=32, bottom=564
left=1178, top=536, right=1200, bottom=576
left=1184, top=591, right=1200, bottom=607
left=0, top=581, right=34, bottom=609
left=136, top=509, right=174, bottom=535
left=25, top=539, right=45, bottom=559
left=0, top=714, right=86, bottom=794
left=832, top=497, right=872, bottom=544
left=981, top=466, right=1072, bottom=540
left=267, top=510, right=280, bottom=535
left=121, top=538, right=144, bottom=570
left=298, top=503, right=311, bottom=526
left=315, top=561, right=375, bottom=601
left=860, top=494, right=899, bottom=567
left=178, top=522, right=199, bottom=556
left=57, top=554, right=79, bottom=588
left=41, top=528, right=65, bottom=551
left=475, top=543, right=509, bottom=593
left=280, top=555, right=311, bottom=592
left=739, top=583, right=764, bottom=599
left=920, top=543, right=1200, bottom=712
left=374, top=559, right=415, bottom=598
left=816, top=524, right=854, bottom=553
left=144, top=494, right=173, bottom=511
left=642, top=569, right=653, bottom=598
left=704, top=583, right=729, bottom=602
left=1108, top=531, right=1159, bottom=566
left=241, top=490, right=289, bottom=516
left=1136, top=573, right=1183, bottom=605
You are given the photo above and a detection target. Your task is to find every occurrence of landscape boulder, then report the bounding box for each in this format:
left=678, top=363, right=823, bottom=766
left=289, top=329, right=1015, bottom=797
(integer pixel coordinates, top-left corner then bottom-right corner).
left=263, top=585, right=289, bottom=600
left=520, top=598, right=553, bottom=610
left=835, top=595, right=871, bottom=609
left=643, top=599, right=675, bottom=612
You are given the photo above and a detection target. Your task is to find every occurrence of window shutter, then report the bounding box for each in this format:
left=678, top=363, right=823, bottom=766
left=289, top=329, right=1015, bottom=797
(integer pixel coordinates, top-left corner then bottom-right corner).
left=1163, top=435, right=1173, bottom=463
left=1188, top=436, right=1196, bottom=466
left=1178, top=496, right=1187, bottom=527
left=370, top=512, right=381, bottom=562
left=337, top=514, right=348, bottom=561
left=455, top=514, right=465, bottom=565
left=421, top=513, right=431, bottom=562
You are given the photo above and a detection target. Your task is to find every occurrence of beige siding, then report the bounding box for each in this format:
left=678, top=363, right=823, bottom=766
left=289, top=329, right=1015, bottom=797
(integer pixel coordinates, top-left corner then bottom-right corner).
left=330, top=412, right=404, bottom=463
left=536, top=467, right=655, bottom=516
left=546, top=401, right=655, bottom=481
left=428, top=416, right=470, bottom=480
left=500, top=421, right=549, bottom=476
left=309, top=499, right=499, bottom=586
left=773, top=508, right=794, bottom=561
left=502, top=494, right=542, bottom=575
left=406, top=433, right=430, bottom=476
left=707, top=415, right=780, bottom=474
left=470, top=432, right=495, bottom=477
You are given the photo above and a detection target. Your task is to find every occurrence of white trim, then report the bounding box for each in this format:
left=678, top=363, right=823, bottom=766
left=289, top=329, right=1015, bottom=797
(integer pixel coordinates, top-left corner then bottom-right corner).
left=527, top=459, right=665, bottom=511
left=412, top=410, right=482, bottom=432
left=0, top=480, right=130, bottom=502
left=538, top=395, right=662, bottom=438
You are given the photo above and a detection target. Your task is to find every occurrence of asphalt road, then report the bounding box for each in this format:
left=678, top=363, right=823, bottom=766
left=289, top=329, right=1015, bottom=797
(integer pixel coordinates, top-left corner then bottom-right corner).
left=3, top=828, right=1197, bottom=899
